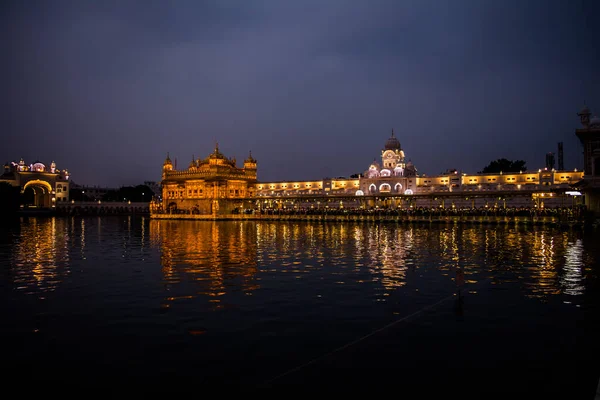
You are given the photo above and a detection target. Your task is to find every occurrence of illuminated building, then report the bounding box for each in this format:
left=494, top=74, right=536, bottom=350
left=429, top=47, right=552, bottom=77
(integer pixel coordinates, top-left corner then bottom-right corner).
left=1, top=159, right=70, bottom=207
left=357, top=130, right=418, bottom=196
left=159, top=143, right=257, bottom=214
left=573, top=104, right=600, bottom=214
left=155, top=132, right=583, bottom=215
left=252, top=130, right=582, bottom=210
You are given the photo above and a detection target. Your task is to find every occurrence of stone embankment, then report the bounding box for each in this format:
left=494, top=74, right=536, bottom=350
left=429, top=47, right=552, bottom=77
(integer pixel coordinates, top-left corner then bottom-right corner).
left=150, top=212, right=592, bottom=229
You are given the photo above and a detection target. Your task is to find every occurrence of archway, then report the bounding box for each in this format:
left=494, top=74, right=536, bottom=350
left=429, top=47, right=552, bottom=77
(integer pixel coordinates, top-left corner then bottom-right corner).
left=167, top=202, right=177, bottom=213
left=379, top=183, right=391, bottom=193
left=22, top=180, right=53, bottom=208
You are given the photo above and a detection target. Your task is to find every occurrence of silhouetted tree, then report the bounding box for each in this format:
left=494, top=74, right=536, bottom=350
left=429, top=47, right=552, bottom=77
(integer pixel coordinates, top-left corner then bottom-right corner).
left=69, top=188, right=91, bottom=201
left=101, top=185, right=154, bottom=202
left=480, top=159, right=527, bottom=174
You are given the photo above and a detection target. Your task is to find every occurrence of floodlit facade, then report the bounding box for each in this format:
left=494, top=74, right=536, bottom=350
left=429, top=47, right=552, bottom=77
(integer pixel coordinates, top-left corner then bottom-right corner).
left=159, top=143, right=257, bottom=214
left=157, top=131, right=583, bottom=214
left=1, top=159, right=71, bottom=207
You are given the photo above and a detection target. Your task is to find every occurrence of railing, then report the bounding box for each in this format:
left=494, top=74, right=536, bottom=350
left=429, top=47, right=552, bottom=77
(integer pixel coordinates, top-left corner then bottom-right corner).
left=149, top=213, right=579, bottom=226
left=58, top=201, right=149, bottom=208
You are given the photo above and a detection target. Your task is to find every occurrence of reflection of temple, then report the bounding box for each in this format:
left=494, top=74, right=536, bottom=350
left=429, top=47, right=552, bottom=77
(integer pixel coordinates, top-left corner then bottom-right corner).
left=149, top=220, right=259, bottom=308
left=158, top=143, right=257, bottom=214
left=1, top=159, right=70, bottom=207
left=10, top=217, right=71, bottom=294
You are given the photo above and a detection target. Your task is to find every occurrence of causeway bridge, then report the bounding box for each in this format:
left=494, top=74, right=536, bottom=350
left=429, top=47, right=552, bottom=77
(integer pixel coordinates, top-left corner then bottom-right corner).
left=54, top=201, right=150, bottom=215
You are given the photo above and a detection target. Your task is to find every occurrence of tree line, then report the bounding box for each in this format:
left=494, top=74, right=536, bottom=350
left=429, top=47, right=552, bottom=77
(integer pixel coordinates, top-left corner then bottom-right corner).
left=70, top=185, right=155, bottom=202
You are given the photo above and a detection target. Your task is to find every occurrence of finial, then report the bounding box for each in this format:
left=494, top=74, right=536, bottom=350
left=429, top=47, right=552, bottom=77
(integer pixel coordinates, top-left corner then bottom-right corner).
left=215, top=142, right=219, bottom=151
left=391, top=128, right=394, bottom=137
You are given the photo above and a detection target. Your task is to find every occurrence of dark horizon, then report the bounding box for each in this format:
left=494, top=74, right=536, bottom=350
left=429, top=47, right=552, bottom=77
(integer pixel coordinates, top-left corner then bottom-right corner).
left=2, top=0, right=599, bottom=187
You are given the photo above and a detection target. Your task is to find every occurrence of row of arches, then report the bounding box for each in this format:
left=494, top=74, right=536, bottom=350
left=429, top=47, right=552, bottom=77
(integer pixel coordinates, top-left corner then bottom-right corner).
left=367, top=167, right=405, bottom=178
left=356, top=183, right=414, bottom=195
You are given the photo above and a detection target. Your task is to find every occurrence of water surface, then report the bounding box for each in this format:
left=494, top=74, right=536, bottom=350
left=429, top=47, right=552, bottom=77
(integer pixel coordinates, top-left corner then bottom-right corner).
left=1, top=216, right=598, bottom=396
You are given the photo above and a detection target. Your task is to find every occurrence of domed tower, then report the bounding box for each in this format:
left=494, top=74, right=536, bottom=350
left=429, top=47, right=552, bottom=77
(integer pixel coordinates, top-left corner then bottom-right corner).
left=578, top=105, right=591, bottom=129
left=162, top=153, right=173, bottom=179
left=50, top=161, right=56, bottom=173
left=574, top=104, right=600, bottom=214
left=381, top=130, right=405, bottom=170
left=208, top=143, right=227, bottom=165
left=244, top=151, right=257, bottom=181
left=188, top=155, right=197, bottom=171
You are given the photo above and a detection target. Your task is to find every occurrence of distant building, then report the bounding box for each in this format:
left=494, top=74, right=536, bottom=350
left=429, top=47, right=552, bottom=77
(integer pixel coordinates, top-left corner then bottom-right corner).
left=1, top=159, right=70, bottom=207
left=573, top=105, right=600, bottom=214
left=252, top=131, right=581, bottom=210
left=557, top=142, right=564, bottom=170
left=70, top=182, right=116, bottom=201
left=545, top=152, right=555, bottom=170
left=156, top=132, right=583, bottom=215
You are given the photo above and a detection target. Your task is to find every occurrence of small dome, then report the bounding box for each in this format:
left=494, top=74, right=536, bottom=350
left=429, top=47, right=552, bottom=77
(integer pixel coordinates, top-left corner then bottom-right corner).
left=245, top=151, right=256, bottom=164
left=208, top=143, right=226, bottom=160
left=163, top=153, right=172, bottom=165
left=384, top=130, right=401, bottom=150
left=590, top=115, right=600, bottom=126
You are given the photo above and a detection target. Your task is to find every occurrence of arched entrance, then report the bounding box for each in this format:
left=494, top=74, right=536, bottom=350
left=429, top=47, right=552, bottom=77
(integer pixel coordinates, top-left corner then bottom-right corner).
left=22, top=180, right=53, bottom=208
left=379, top=183, right=391, bottom=193
left=167, top=202, right=177, bottom=213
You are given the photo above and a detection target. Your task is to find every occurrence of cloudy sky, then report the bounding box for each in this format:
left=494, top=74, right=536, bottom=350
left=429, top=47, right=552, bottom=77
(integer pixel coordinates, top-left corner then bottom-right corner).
left=2, top=0, right=599, bottom=187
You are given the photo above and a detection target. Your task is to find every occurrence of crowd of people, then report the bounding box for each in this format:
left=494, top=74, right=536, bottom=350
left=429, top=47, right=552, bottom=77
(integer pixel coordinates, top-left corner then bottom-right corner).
left=238, top=205, right=588, bottom=220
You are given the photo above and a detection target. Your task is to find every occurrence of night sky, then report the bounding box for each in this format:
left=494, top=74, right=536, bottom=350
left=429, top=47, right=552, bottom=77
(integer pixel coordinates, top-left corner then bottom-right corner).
left=2, top=0, right=599, bottom=187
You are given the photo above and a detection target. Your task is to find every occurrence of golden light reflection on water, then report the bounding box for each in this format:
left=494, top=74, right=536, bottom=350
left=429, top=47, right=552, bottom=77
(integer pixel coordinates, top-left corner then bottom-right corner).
left=148, top=221, right=592, bottom=307
left=7, top=217, right=590, bottom=307
left=562, top=239, right=584, bottom=297
left=9, top=217, right=71, bottom=296
left=149, top=220, right=259, bottom=309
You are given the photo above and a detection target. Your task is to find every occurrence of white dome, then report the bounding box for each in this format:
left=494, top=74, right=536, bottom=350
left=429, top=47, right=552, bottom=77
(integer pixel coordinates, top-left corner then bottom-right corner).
left=590, top=115, right=600, bottom=126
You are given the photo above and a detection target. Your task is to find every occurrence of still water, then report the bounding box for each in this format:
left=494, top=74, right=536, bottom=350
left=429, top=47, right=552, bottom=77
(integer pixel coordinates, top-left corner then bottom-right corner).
left=1, top=216, right=599, bottom=395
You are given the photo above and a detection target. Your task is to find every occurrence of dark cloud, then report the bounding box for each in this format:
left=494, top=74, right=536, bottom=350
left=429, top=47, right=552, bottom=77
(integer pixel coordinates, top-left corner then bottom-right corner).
left=2, top=0, right=598, bottom=186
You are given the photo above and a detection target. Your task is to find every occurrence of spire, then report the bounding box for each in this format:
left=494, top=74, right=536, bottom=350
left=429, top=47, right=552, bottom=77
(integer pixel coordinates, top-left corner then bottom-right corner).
left=391, top=128, right=395, bottom=137
left=245, top=150, right=256, bottom=164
